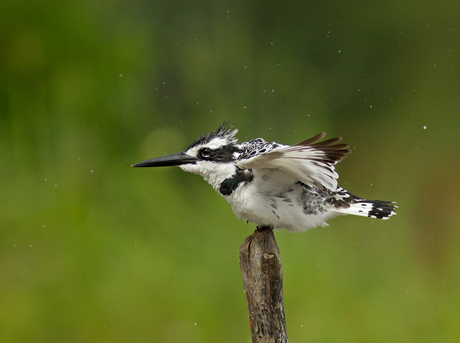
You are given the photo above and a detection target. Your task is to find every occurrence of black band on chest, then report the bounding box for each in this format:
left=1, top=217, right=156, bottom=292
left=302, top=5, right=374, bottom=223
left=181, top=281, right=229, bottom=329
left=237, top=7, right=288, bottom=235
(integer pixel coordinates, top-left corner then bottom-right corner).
left=219, top=169, right=253, bottom=196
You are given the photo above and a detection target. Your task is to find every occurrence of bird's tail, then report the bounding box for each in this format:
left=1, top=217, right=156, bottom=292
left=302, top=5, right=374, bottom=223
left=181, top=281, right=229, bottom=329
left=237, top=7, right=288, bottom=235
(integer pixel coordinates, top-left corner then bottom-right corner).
left=334, top=199, right=397, bottom=220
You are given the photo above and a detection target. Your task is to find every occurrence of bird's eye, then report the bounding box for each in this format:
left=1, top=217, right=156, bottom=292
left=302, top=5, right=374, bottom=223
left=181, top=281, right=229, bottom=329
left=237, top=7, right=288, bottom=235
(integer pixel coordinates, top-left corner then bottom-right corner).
left=199, top=148, right=212, bottom=158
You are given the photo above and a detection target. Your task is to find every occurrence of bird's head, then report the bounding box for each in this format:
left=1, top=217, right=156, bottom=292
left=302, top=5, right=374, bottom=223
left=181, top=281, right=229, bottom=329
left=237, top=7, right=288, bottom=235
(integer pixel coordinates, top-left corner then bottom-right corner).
left=132, top=122, right=241, bottom=186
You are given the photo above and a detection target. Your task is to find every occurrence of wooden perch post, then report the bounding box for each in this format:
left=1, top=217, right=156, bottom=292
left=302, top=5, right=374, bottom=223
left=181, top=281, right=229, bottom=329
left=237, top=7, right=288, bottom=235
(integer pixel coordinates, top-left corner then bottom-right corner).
left=239, top=226, right=288, bottom=343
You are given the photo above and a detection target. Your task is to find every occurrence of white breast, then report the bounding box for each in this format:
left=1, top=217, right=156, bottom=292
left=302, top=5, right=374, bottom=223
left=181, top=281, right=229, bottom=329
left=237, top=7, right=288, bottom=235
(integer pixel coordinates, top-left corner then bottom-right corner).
left=223, top=176, right=341, bottom=232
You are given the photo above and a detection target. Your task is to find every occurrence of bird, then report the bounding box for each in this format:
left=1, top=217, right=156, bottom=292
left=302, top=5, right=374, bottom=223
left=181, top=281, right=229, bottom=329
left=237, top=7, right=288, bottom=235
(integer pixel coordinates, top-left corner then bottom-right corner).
left=132, top=122, right=396, bottom=232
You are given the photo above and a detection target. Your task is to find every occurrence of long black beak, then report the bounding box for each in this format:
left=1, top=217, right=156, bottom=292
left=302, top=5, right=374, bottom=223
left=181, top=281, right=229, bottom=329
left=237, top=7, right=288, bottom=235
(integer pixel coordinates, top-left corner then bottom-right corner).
left=132, top=152, right=197, bottom=168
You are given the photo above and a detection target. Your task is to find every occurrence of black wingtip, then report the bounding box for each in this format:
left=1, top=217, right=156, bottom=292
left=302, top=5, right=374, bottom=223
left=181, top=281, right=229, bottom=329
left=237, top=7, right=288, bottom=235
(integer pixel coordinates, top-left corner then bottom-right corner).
left=295, top=132, right=326, bottom=146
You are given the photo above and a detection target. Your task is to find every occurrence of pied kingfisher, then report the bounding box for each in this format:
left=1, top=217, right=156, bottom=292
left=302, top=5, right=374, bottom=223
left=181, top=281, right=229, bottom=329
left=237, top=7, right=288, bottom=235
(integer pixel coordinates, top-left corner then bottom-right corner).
left=133, top=122, right=396, bottom=232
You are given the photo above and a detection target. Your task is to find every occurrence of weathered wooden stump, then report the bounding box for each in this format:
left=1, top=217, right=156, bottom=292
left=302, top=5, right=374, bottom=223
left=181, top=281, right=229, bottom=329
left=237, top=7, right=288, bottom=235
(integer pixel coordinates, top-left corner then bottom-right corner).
left=239, top=226, right=288, bottom=343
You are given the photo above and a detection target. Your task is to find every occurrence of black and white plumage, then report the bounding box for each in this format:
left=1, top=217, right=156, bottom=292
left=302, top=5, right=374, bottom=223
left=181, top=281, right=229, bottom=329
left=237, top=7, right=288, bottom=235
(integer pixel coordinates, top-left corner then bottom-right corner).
left=133, top=122, right=396, bottom=232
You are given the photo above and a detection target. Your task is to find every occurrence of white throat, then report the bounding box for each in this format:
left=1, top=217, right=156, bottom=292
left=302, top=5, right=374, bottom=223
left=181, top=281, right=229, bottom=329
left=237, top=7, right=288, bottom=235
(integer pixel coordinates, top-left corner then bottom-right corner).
left=179, top=161, right=237, bottom=192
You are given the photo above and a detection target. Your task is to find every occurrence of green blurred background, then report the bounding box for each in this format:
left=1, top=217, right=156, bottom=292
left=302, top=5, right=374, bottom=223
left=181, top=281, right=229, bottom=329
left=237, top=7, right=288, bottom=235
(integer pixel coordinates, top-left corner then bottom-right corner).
left=1, top=0, right=459, bottom=342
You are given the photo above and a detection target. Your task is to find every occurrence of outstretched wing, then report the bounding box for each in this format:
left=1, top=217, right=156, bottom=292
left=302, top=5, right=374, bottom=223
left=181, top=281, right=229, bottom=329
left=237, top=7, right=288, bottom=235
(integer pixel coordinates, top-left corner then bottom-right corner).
left=237, top=133, right=351, bottom=191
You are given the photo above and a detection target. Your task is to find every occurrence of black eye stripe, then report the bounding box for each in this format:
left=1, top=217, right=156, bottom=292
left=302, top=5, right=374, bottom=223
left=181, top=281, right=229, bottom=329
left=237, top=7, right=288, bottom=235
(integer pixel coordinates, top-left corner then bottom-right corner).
left=198, top=145, right=241, bottom=162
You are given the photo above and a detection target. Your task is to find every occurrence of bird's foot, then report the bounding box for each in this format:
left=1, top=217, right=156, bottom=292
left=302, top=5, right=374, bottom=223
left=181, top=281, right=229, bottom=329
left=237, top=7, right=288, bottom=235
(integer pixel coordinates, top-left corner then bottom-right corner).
left=256, top=225, right=273, bottom=232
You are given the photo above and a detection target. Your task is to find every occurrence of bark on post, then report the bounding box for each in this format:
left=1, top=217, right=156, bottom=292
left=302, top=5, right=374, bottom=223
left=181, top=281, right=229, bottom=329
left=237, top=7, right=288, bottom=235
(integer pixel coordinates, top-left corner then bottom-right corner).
left=239, top=227, right=288, bottom=343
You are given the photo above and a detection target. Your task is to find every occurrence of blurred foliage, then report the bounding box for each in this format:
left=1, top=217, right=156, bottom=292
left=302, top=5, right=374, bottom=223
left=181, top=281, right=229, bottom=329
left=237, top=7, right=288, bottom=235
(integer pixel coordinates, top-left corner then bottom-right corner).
left=1, top=0, right=460, bottom=342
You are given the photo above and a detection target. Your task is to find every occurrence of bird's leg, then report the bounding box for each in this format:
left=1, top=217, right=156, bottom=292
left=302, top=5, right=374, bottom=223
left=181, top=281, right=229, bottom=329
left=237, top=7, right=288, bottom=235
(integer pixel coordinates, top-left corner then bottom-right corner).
left=256, top=225, right=274, bottom=232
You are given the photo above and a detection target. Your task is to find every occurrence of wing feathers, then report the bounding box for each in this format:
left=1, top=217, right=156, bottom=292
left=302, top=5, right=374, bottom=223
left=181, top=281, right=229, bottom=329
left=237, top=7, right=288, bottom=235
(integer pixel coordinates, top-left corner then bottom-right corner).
left=295, top=132, right=326, bottom=146
left=310, top=137, right=343, bottom=146
left=238, top=133, right=352, bottom=191
left=296, top=134, right=350, bottom=164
